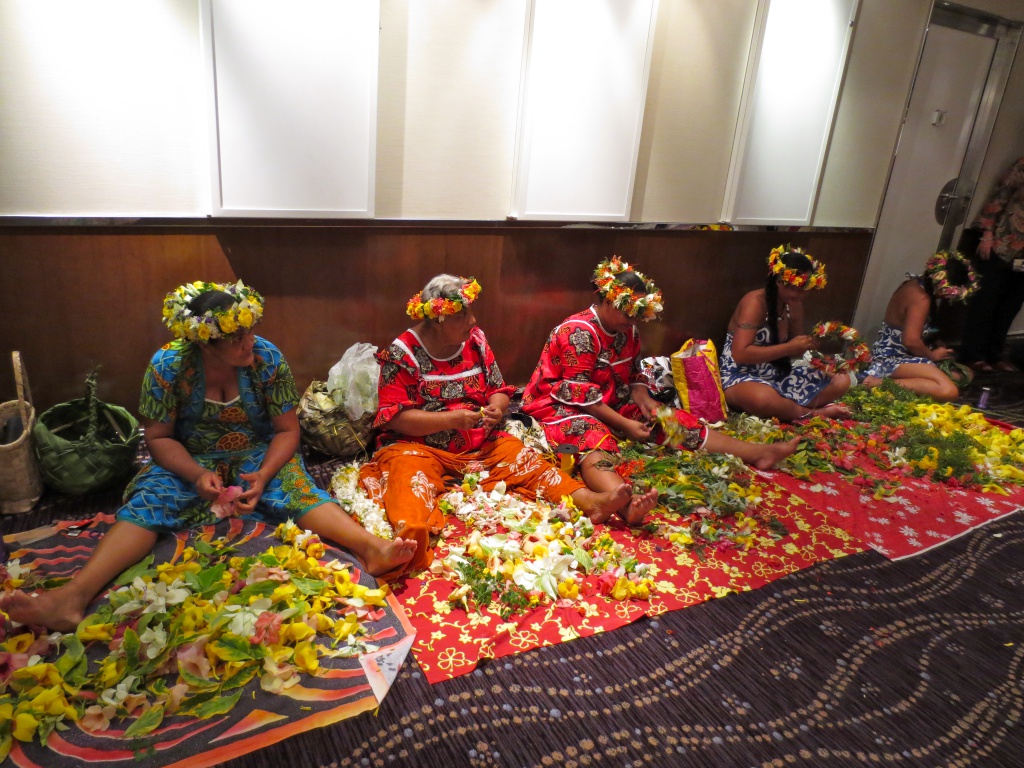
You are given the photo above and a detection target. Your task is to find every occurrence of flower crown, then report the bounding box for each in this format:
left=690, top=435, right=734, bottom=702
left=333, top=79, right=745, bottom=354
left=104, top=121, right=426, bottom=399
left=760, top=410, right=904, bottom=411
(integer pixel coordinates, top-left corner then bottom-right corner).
left=924, top=250, right=978, bottom=304
left=593, top=256, right=664, bottom=321
left=767, top=245, right=827, bottom=290
left=406, top=278, right=482, bottom=320
left=807, top=321, right=871, bottom=376
left=162, top=280, right=264, bottom=344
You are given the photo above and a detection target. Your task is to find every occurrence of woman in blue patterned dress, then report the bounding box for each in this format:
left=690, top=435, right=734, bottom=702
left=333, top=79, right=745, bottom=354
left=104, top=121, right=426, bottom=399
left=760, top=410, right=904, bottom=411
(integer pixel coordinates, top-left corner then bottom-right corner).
left=861, top=251, right=978, bottom=401
left=0, top=281, right=415, bottom=631
left=720, top=246, right=852, bottom=421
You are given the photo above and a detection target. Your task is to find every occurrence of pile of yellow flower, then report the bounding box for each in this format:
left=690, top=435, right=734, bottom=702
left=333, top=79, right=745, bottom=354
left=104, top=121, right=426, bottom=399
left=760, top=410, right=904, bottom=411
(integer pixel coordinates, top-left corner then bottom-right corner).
left=0, top=520, right=388, bottom=754
left=911, top=402, right=1024, bottom=485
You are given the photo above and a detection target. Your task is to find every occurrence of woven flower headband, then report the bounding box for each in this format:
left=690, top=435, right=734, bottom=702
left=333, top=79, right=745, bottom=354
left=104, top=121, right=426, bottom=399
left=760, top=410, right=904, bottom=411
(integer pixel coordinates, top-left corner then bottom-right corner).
left=162, top=280, right=264, bottom=343
left=767, top=245, right=827, bottom=290
left=924, top=250, right=978, bottom=304
left=406, top=278, right=482, bottom=320
left=593, top=256, right=664, bottom=321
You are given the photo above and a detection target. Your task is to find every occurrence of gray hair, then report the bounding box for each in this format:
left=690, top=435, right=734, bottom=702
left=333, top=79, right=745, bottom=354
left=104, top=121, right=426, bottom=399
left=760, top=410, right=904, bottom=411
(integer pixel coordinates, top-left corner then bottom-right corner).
left=421, top=274, right=468, bottom=302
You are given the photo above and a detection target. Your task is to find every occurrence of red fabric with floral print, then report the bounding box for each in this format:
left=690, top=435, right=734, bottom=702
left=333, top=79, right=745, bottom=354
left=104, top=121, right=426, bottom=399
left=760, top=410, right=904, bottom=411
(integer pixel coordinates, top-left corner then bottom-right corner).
left=521, top=307, right=645, bottom=454
left=374, top=326, right=516, bottom=453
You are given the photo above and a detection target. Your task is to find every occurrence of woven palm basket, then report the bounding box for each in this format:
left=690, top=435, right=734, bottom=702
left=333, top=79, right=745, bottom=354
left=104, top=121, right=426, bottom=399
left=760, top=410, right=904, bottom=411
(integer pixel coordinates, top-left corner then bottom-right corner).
left=0, top=352, right=44, bottom=514
left=33, top=369, right=141, bottom=495
left=298, top=381, right=376, bottom=459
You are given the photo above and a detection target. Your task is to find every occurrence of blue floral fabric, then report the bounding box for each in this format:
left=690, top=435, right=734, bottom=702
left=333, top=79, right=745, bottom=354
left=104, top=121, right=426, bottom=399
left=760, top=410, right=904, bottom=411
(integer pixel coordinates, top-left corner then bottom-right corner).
left=863, top=322, right=933, bottom=379
left=719, top=327, right=831, bottom=407
left=119, top=337, right=331, bottom=532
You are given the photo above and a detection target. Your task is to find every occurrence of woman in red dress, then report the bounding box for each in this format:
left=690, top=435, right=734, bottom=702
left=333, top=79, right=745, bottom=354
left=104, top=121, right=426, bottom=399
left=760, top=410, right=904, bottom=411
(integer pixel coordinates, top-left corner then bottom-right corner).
left=359, top=274, right=628, bottom=575
left=521, top=258, right=799, bottom=527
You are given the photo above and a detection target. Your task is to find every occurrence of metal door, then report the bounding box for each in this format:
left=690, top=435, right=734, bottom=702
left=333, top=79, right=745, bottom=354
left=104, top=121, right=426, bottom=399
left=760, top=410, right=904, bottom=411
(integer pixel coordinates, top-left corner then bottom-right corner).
left=852, top=5, right=1020, bottom=340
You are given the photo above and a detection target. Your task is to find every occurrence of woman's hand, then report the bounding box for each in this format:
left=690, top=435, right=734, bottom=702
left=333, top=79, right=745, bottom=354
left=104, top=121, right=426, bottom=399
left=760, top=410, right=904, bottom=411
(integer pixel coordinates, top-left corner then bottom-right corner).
left=450, top=409, right=483, bottom=431
left=193, top=470, right=225, bottom=502
left=785, top=334, right=815, bottom=357
left=978, top=232, right=994, bottom=260
left=621, top=419, right=653, bottom=443
left=929, top=345, right=956, bottom=362
left=236, top=471, right=267, bottom=512
left=480, top=404, right=504, bottom=433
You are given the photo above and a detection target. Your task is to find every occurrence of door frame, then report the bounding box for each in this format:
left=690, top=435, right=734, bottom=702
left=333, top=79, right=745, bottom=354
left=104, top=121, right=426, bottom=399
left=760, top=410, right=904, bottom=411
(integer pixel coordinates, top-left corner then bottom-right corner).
left=932, top=5, right=1021, bottom=249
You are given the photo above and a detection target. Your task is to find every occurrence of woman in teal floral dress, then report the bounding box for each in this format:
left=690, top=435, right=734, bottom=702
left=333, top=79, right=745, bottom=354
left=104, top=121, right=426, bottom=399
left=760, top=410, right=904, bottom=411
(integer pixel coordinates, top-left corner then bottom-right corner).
left=0, top=281, right=415, bottom=631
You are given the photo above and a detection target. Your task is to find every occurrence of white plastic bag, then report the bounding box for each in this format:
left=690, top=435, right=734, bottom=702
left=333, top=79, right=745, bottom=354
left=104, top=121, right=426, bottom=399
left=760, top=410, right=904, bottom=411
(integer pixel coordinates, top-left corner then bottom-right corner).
left=326, top=343, right=380, bottom=420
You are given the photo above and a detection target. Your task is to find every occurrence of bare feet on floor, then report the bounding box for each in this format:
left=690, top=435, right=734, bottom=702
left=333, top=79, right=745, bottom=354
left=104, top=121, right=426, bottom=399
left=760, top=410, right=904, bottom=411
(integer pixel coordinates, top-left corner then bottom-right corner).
left=807, top=403, right=851, bottom=420
left=574, top=485, right=632, bottom=525
left=362, top=536, right=417, bottom=579
left=619, top=487, right=659, bottom=526
left=751, top=436, right=801, bottom=471
left=861, top=375, right=883, bottom=389
left=0, top=587, right=84, bottom=633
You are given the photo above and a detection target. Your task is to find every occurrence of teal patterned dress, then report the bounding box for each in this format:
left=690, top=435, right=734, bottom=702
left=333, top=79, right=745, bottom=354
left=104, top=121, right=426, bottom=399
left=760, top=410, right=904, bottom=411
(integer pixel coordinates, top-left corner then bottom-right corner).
left=117, top=337, right=331, bottom=531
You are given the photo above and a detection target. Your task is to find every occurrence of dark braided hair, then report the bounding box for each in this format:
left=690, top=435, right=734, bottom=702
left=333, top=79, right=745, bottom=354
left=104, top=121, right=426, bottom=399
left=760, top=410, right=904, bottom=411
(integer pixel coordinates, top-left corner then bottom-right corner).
left=765, top=251, right=815, bottom=376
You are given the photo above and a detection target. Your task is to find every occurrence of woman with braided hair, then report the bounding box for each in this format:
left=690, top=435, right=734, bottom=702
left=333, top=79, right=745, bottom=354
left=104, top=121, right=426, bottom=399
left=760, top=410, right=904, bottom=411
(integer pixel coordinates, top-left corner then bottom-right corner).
left=522, top=257, right=799, bottom=527
left=720, top=245, right=852, bottom=421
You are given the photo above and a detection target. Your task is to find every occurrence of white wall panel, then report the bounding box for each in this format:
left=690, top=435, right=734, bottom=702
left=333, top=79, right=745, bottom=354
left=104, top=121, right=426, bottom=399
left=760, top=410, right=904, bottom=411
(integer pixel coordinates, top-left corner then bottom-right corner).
left=0, top=0, right=208, bottom=216
left=510, top=0, right=658, bottom=221
left=204, top=0, right=379, bottom=216
left=724, top=0, right=859, bottom=225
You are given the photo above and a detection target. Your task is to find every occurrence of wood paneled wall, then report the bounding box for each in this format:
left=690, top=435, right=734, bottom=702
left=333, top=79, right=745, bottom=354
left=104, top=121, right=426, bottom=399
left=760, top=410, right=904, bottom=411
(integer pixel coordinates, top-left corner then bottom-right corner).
left=0, top=224, right=871, bottom=413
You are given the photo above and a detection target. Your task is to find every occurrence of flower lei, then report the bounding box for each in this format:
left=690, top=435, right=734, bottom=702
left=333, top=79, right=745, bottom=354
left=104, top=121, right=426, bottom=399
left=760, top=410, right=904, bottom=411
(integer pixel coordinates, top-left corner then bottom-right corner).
left=924, top=250, right=979, bottom=303
left=767, top=245, right=827, bottom=290
left=329, top=463, right=394, bottom=540
left=406, top=278, right=481, bottom=320
left=162, top=280, right=264, bottom=343
left=805, top=321, right=872, bottom=376
left=593, top=256, right=664, bottom=321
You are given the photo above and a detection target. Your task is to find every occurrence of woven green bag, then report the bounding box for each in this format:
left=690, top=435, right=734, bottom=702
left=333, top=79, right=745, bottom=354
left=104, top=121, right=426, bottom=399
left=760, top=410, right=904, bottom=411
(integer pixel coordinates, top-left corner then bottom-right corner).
left=33, top=370, right=142, bottom=495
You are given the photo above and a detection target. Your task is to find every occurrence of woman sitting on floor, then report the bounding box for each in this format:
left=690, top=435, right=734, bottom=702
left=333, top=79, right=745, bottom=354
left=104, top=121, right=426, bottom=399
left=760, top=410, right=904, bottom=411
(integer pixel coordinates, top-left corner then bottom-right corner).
left=860, top=250, right=979, bottom=401
left=0, top=281, right=415, bottom=632
left=357, top=274, right=628, bottom=576
left=520, top=257, right=799, bottom=527
left=720, top=245, right=851, bottom=421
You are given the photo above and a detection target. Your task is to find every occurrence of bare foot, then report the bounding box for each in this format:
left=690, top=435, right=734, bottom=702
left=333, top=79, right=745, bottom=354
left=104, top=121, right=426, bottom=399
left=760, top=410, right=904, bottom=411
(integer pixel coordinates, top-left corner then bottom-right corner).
left=861, top=376, right=883, bottom=389
left=619, top=488, right=659, bottom=526
left=572, top=485, right=632, bottom=525
left=0, top=588, right=84, bottom=632
left=812, top=403, right=851, bottom=420
left=362, top=536, right=417, bottom=579
left=752, top=436, right=801, bottom=470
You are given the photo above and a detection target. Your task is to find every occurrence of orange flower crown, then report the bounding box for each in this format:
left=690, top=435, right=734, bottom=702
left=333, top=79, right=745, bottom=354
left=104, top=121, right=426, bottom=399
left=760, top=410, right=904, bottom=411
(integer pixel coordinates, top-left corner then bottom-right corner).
left=406, top=278, right=482, bottom=320
left=593, top=257, right=664, bottom=321
left=767, top=245, right=827, bottom=291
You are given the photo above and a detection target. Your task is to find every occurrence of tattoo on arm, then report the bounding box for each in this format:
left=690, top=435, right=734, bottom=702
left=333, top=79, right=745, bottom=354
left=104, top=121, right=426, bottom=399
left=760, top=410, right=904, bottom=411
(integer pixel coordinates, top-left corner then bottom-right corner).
left=737, top=322, right=759, bottom=330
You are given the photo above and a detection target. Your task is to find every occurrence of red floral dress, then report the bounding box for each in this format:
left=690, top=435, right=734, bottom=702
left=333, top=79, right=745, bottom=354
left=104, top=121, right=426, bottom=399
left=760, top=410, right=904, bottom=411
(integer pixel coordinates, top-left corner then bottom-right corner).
left=521, top=307, right=705, bottom=455
left=373, top=326, right=516, bottom=452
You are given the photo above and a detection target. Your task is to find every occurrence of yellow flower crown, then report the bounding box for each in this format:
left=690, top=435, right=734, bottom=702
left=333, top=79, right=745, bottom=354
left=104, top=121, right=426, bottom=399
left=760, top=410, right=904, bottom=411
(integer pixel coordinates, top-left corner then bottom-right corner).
left=593, top=256, right=664, bottom=321
left=406, top=278, right=482, bottom=320
left=162, top=280, right=264, bottom=343
left=767, top=245, right=827, bottom=290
